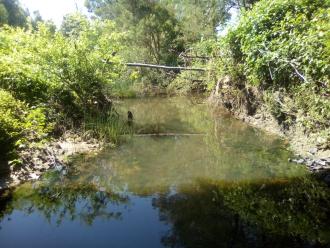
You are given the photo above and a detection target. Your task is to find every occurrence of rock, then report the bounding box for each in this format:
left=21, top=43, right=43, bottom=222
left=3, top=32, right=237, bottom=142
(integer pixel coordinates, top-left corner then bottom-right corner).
left=322, top=158, right=330, bottom=165
left=317, top=137, right=327, bottom=145
left=254, top=114, right=262, bottom=119
left=30, top=173, right=40, bottom=180
left=315, top=160, right=327, bottom=167
left=312, top=166, right=323, bottom=171
left=309, top=147, right=318, bottom=155
left=305, top=159, right=314, bottom=167
left=54, top=163, right=64, bottom=172
left=292, top=158, right=305, bottom=164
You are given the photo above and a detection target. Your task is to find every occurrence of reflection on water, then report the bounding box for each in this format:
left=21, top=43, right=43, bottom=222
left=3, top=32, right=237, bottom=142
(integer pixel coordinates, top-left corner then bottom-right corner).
left=155, top=178, right=330, bottom=248
left=0, top=97, right=329, bottom=248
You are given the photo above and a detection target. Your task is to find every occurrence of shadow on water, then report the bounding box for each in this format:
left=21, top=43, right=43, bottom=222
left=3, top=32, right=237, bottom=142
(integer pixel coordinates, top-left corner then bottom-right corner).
left=154, top=177, right=330, bottom=248
left=0, top=174, right=330, bottom=247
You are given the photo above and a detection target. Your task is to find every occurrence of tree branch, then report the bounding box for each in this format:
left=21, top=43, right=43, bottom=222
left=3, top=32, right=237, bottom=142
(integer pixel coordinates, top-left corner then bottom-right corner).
left=125, top=63, right=207, bottom=72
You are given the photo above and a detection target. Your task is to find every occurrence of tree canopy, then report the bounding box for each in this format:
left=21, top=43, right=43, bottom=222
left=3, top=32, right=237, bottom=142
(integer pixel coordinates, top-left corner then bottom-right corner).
left=0, top=0, right=28, bottom=27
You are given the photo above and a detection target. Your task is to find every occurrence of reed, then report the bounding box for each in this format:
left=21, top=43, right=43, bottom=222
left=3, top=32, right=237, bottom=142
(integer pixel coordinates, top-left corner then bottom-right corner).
left=83, top=111, right=132, bottom=144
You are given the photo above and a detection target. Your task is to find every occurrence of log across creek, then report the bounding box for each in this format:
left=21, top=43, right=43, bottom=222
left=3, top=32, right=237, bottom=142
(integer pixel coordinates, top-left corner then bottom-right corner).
left=125, top=62, right=207, bottom=72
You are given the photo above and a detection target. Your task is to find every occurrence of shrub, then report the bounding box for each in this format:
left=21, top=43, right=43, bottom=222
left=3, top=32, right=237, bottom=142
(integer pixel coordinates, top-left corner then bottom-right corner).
left=228, top=0, right=330, bottom=88
left=0, top=90, right=49, bottom=156
left=0, top=17, right=126, bottom=120
left=0, top=90, right=26, bottom=155
left=0, top=17, right=128, bottom=158
left=212, top=0, right=330, bottom=132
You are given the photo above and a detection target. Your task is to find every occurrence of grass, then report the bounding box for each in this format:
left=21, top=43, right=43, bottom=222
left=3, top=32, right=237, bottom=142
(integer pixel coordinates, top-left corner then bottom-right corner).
left=83, top=111, right=133, bottom=145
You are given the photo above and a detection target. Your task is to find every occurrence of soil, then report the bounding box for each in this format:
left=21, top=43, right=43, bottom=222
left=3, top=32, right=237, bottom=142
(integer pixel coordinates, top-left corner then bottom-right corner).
left=0, top=132, right=103, bottom=190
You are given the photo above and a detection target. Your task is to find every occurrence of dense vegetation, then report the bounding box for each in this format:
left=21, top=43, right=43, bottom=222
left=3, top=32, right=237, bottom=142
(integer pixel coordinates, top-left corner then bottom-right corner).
left=0, top=0, right=43, bottom=28
left=172, top=0, right=329, bottom=145
left=0, top=0, right=329, bottom=160
left=210, top=0, right=330, bottom=134
left=0, top=15, right=126, bottom=158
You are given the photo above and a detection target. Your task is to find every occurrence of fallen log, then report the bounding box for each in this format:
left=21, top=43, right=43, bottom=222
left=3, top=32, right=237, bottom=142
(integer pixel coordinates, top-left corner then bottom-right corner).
left=179, top=55, right=211, bottom=60
left=125, top=63, right=207, bottom=72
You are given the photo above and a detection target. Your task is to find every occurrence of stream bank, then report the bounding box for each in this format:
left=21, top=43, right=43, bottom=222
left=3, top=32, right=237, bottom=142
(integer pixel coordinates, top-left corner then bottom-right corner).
left=209, top=82, right=330, bottom=174
left=0, top=133, right=103, bottom=191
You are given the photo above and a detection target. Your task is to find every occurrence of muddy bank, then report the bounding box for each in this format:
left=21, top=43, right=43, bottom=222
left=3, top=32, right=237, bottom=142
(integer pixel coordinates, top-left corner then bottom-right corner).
left=209, top=81, right=330, bottom=172
left=0, top=133, right=102, bottom=190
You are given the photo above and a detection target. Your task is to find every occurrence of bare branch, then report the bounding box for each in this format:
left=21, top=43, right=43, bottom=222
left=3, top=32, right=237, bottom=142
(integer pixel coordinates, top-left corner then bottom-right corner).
left=125, top=63, right=207, bottom=72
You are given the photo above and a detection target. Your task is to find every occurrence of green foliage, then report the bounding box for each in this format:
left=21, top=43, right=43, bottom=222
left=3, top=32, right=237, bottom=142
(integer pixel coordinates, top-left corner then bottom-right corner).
left=0, top=90, right=49, bottom=156
left=85, top=0, right=251, bottom=90
left=211, top=0, right=330, bottom=132
left=87, top=0, right=184, bottom=65
left=136, top=4, right=183, bottom=65
left=86, top=0, right=260, bottom=45
left=168, top=70, right=207, bottom=94
left=83, top=111, right=132, bottom=144
left=0, top=15, right=127, bottom=157
left=168, top=39, right=216, bottom=94
left=0, top=90, right=26, bottom=154
left=0, top=0, right=28, bottom=27
left=0, top=17, right=125, bottom=117
left=60, top=13, right=89, bottom=37
left=228, top=0, right=330, bottom=87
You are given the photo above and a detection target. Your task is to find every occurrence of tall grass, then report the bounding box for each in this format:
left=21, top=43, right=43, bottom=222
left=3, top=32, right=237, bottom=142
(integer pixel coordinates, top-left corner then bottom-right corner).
left=83, top=111, right=132, bottom=144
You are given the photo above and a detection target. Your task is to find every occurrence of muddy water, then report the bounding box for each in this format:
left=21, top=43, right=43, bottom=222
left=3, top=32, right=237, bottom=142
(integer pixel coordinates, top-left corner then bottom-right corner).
left=0, top=97, right=329, bottom=248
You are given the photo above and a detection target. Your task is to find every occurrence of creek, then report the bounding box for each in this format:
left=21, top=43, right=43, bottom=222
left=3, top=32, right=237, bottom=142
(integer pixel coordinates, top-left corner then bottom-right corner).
left=0, top=96, right=329, bottom=248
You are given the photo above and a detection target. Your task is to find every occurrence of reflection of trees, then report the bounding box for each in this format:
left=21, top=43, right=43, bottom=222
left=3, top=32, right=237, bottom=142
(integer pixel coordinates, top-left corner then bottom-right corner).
left=154, top=183, right=245, bottom=248
left=70, top=128, right=306, bottom=196
left=203, top=110, right=306, bottom=180
left=154, top=177, right=330, bottom=247
left=112, top=96, right=305, bottom=185
left=0, top=180, right=129, bottom=226
left=219, top=177, right=330, bottom=244
left=117, top=97, right=210, bottom=134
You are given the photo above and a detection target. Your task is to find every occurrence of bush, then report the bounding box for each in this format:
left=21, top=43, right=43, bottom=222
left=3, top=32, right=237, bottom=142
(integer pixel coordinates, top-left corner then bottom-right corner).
left=227, top=0, right=329, bottom=88
left=0, top=17, right=126, bottom=120
left=0, top=90, right=26, bottom=155
left=0, top=17, right=128, bottom=159
left=0, top=90, right=49, bottom=156
left=212, top=0, right=330, bottom=132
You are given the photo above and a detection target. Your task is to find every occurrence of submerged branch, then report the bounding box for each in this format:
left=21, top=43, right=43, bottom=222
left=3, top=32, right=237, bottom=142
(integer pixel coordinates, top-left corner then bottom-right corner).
left=121, top=133, right=206, bottom=137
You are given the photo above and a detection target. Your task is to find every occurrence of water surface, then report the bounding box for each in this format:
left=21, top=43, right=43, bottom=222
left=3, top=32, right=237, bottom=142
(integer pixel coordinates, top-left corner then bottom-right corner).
left=1, top=97, right=329, bottom=248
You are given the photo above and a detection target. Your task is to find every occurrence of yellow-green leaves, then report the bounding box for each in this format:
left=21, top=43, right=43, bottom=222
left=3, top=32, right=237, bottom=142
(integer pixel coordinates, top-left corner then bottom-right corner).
left=0, top=90, right=49, bottom=155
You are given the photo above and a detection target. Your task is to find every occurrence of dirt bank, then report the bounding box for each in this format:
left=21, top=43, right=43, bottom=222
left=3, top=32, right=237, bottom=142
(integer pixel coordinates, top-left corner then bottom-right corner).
left=0, top=133, right=103, bottom=190
left=209, top=78, right=330, bottom=172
